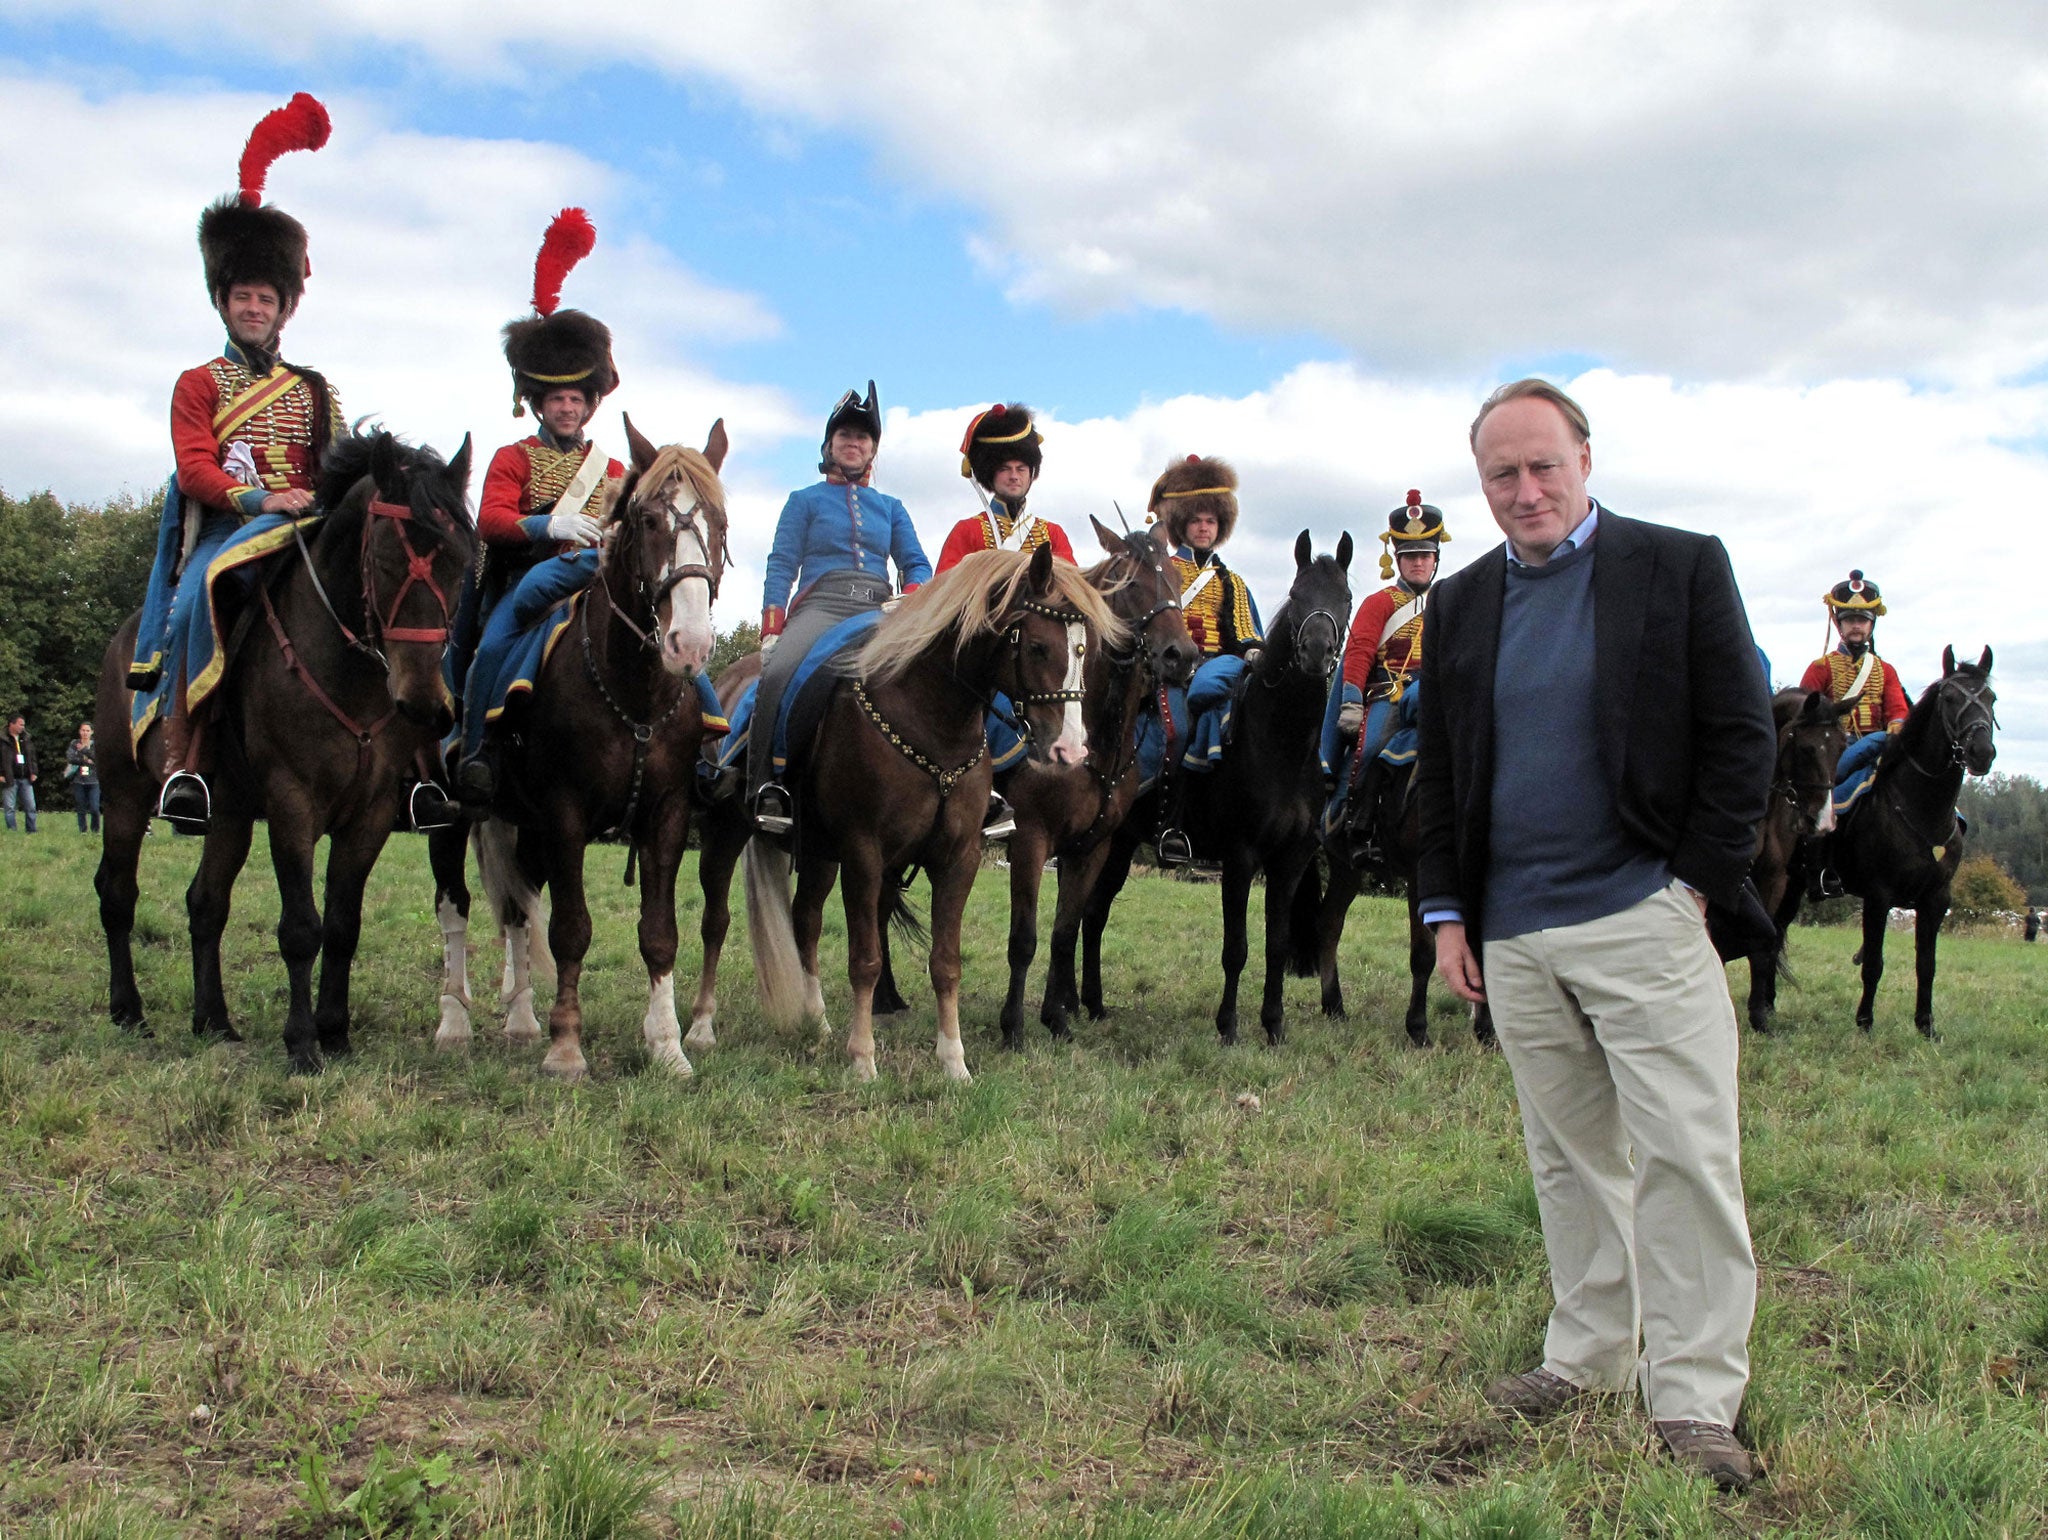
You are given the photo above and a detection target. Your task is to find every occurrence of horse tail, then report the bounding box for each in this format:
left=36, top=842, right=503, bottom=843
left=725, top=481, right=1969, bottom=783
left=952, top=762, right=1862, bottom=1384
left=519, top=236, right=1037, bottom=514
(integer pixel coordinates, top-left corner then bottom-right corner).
left=884, top=869, right=930, bottom=954
left=473, top=819, right=554, bottom=989
left=1287, top=855, right=1324, bottom=977
left=744, top=840, right=806, bottom=1026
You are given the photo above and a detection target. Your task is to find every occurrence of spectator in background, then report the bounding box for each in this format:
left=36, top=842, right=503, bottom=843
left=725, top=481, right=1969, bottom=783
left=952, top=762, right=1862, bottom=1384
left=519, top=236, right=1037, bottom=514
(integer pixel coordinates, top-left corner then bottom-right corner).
left=2026, top=907, right=2040, bottom=943
left=65, top=722, right=100, bottom=834
left=3, top=713, right=38, bottom=832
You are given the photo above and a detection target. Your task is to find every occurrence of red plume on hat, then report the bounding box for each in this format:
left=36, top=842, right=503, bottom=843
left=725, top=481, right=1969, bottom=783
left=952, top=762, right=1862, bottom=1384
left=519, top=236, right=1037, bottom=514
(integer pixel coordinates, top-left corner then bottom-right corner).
left=198, top=92, right=332, bottom=312
left=502, top=207, right=618, bottom=415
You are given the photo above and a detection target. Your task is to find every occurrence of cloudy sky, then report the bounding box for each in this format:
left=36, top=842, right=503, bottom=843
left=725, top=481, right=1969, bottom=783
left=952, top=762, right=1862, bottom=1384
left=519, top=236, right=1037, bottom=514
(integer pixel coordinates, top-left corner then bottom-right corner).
left=2, top=1, right=2040, bottom=772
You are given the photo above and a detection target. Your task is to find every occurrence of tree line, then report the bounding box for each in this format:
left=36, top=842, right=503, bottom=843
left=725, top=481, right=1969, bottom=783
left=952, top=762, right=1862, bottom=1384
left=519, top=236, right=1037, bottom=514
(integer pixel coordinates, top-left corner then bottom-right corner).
left=3, top=484, right=2043, bottom=904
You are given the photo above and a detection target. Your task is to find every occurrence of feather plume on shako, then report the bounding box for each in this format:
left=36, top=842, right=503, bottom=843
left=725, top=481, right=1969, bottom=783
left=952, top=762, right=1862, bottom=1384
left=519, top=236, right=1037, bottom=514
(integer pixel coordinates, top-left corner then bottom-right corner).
left=198, top=92, right=332, bottom=313
left=502, top=207, right=619, bottom=417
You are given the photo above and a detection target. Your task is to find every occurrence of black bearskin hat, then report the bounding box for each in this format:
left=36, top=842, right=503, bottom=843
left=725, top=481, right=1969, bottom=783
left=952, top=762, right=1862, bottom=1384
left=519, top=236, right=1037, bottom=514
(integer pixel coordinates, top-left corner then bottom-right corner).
left=820, top=381, right=882, bottom=469
left=1378, top=489, right=1450, bottom=580
left=198, top=93, right=330, bottom=314
left=960, top=403, right=1043, bottom=488
left=1148, top=455, right=1239, bottom=547
left=502, top=209, right=620, bottom=415
left=1824, top=569, right=1886, bottom=617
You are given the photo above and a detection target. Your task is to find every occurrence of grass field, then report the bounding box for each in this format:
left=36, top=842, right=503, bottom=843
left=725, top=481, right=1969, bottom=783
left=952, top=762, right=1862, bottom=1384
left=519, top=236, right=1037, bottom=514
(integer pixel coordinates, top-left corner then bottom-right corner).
left=1, top=824, right=2044, bottom=1538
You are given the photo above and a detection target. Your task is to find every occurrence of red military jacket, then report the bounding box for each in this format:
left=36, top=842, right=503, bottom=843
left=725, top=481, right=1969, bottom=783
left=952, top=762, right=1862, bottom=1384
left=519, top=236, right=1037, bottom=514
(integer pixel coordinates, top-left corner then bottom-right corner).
left=171, top=345, right=341, bottom=517
left=935, top=503, right=1075, bottom=572
left=1800, top=648, right=1909, bottom=738
left=478, top=435, right=625, bottom=553
left=1341, top=583, right=1428, bottom=697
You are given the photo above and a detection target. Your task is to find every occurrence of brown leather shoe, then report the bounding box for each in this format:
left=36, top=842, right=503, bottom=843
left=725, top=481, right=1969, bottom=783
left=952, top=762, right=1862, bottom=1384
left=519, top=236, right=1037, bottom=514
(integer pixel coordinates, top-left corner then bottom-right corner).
left=1483, top=1367, right=1587, bottom=1420
left=1655, top=1420, right=1759, bottom=1491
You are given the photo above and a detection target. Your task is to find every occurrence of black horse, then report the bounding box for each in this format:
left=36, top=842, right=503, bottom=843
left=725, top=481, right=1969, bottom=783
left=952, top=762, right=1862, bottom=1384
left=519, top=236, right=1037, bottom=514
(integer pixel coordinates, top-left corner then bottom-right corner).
left=1742, top=687, right=1849, bottom=1033
left=1297, top=756, right=1496, bottom=1049
left=1080, top=531, right=1352, bottom=1045
left=1831, top=646, right=1996, bottom=1037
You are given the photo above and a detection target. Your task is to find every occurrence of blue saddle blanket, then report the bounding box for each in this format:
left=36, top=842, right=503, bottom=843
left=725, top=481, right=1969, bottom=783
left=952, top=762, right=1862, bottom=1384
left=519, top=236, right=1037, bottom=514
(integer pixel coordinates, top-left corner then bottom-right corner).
left=698, top=611, right=881, bottom=782
left=481, top=589, right=727, bottom=738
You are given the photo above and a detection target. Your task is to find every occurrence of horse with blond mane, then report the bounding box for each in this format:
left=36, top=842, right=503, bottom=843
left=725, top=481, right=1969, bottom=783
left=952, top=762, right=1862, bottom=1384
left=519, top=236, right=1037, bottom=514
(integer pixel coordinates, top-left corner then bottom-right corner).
left=742, top=543, right=1125, bottom=1081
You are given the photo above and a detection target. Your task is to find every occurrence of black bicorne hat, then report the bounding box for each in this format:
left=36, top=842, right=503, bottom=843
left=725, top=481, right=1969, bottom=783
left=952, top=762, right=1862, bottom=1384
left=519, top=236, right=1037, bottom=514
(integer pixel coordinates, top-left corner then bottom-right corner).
left=820, top=381, right=882, bottom=469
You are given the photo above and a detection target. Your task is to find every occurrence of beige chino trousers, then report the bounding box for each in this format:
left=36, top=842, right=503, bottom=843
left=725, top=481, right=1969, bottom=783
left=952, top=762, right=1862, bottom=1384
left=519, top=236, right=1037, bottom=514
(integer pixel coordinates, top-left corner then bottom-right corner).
left=1483, top=880, right=1755, bottom=1428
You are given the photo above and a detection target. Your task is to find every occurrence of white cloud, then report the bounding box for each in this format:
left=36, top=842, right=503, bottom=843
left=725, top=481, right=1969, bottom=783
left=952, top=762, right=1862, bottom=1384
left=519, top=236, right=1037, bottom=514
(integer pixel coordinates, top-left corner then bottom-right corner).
left=0, top=77, right=799, bottom=507
left=33, top=0, right=2048, bottom=382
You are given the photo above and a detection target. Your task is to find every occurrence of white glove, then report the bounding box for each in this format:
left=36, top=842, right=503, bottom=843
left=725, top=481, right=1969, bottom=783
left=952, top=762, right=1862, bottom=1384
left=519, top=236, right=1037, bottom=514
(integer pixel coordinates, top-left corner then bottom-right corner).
left=760, top=633, right=779, bottom=657
left=546, top=511, right=603, bottom=547
left=1337, top=700, right=1364, bottom=736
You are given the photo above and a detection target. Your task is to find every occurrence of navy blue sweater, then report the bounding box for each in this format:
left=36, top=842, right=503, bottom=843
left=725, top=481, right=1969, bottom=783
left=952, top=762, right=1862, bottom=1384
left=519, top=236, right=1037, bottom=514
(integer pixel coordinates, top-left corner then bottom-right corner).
left=1484, top=540, right=1670, bottom=941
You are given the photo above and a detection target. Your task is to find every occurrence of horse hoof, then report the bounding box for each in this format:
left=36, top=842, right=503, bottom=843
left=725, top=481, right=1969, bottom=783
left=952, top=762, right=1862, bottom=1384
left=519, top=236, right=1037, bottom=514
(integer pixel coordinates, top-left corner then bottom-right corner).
left=540, top=1051, right=587, bottom=1082
left=503, top=1023, right=544, bottom=1048
left=1406, top=1032, right=1431, bottom=1050
left=647, top=1043, right=694, bottom=1078
left=1046, top=1024, right=1073, bottom=1044
left=684, top=1027, right=716, bottom=1053
left=1856, top=1017, right=1874, bottom=1033
left=852, top=1055, right=878, bottom=1083
left=1264, top=1026, right=1287, bottom=1047
left=288, top=1047, right=324, bottom=1076
left=116, top=1016, right=153, bottom=1039
left=944, top=1063, right=972, bottom=1084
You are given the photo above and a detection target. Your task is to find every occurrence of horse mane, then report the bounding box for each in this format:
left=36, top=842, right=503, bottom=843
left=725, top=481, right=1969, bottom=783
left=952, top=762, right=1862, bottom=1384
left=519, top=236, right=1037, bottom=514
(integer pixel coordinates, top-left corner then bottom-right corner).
left=315, top=426, right=475, bottom=560
left=1878, top=663, right=1980, bottom=772
left=859, top=549, right=1129, bottom=685
left=616, top=444, right=727, bottom=520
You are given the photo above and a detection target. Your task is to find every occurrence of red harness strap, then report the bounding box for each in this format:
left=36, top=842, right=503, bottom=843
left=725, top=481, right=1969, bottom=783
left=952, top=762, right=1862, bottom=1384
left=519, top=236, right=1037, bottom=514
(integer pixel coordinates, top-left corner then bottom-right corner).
left=365, top=498, right=454, bottom=646
left=260, top=581, right=396, bottom=794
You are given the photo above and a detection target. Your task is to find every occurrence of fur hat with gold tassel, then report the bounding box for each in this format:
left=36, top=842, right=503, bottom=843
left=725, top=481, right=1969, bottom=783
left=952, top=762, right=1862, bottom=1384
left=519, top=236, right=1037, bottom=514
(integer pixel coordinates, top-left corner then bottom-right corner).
left=1378, top=489, right=1449, bottom=580
left=501, top=208, right=620, bottom=416
left=197, top=92, right=331, bottom=315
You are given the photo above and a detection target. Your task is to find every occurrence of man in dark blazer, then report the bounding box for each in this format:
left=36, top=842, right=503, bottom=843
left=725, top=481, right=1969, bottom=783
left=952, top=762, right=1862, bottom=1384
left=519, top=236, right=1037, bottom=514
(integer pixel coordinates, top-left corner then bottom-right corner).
left=1416, top=379, right=1774, bottom=1491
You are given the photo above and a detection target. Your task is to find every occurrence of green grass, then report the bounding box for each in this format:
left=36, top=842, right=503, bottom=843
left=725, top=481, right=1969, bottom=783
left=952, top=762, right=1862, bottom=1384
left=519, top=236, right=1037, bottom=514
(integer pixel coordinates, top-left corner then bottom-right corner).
left=1, top=825, right=2045, bottom=1535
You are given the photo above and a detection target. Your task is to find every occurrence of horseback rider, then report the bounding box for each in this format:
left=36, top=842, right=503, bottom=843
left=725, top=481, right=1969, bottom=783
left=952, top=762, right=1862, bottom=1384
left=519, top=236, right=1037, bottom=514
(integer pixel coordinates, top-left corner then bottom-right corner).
left=751, top=383, right=932, bottom=834
left=935, top=403, right=1074, bottom=839
left=134, top=94, right=341, bottom=832
left=1326, top=490, right=1448, bottom=861
left=453, top=210, right=626, bottom=808
left=1149, top=455, right=1262, bottom=866
left=1801, top=569, right=1909, bottom=899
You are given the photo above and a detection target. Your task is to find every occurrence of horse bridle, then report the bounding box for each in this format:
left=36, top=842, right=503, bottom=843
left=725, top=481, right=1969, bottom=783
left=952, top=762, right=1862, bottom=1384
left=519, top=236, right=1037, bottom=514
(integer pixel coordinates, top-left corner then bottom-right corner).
left=1265, top=605, right=1344, bottom=687
left=601, top=476, right=729, bottom=654
left=999, top=596, right=1089, bottom=718
left=294, top=494, right=460, bottom=673
left=1935, top=672, right=1997, bottom=768
left=1772, top=717, right=1841, bottom=835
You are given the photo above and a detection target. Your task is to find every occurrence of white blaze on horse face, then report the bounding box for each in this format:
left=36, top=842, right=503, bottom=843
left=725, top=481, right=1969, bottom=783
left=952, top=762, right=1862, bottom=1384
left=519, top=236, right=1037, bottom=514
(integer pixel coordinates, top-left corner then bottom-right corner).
left=660, top=493, right=716, bottom=677
left=1049, top=621, right=1088, bottom=766
left=1817, top=797, right=1837, bottom=834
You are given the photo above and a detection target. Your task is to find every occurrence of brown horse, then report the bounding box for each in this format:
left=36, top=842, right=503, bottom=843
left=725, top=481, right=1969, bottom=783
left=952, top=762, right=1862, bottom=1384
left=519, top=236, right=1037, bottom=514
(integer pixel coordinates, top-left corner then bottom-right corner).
left=429, top=418, right=729, bottom=1081
left=1742, top=686, right=1850, bottom=1033
left=1833, top=646, right=1996, bottom=1037
left=1001, top=517, right=1195, bottom=1048
left=94, top=428, right=475, bottom=1071
left=743, top=544, right=1126, bottom=1081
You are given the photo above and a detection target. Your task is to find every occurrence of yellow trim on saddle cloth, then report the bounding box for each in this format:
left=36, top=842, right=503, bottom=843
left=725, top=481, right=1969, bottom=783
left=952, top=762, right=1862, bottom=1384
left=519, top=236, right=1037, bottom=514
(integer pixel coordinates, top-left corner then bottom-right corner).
left=487, top=592, right=585, bottom=721
left=212, top=367, right=302, bottom=444
left=184, top=515, right=319, bottom=714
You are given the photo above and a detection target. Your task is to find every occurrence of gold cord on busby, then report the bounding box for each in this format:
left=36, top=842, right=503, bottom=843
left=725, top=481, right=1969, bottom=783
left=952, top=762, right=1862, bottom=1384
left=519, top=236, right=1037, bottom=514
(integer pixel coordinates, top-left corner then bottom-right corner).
left=959, top=403, right=1044, bottom=486
left=1378, top=488, right=1450, bottom=581
left=1147, top=454, right=1240, bottom=548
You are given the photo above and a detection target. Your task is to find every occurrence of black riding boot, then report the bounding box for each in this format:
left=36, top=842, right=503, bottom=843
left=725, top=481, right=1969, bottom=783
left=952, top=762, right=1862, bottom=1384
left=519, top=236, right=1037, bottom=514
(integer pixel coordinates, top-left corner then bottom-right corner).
left=982, top=789, right=1016, bottom=841
left=1349, top=755, right=1387, bottom=865
left=157, top=715, right=210, bottom=835
left=753, top=781, right=795, bottom=836
left=1804, top=834, right=1844, bottom=902
left=455, top=748, right=497, bottom=811
left=1155, top=770, right=1194, bottom=868
left=409, top=780, right=460, bottom=831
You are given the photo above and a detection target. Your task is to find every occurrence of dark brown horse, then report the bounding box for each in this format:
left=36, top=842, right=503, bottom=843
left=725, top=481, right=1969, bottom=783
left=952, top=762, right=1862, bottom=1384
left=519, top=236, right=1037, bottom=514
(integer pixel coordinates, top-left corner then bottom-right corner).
left=1742, top=687, right=1850, bottom=1033
left=1080, top=532, right=1353, bottom=1046
left=743, top=544, right=1125, bottom=1081
left=997, top=518, right=1196, bottom=1048
left=94, top=428, right=475, bottom=1071
left=428, top=418, right=729, bottom=1081
left=1832, top=646, right=1996, bottom=1037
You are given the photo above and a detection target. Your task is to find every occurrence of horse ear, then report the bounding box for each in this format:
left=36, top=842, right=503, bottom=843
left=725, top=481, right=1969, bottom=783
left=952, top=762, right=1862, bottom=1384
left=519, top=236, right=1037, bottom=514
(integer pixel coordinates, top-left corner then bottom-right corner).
left=1029, top=538, right=1057, bottom=594
left=369, top=430, right=401, bottom=498
left=622, top=413, right=658, bottom=474
left=1294, top=530, right=1312, bottom=568
left=1943, top=644, right=1956, bottom=676
left=1089, top=513, right=1122, bottom=556
left=1978, top=645, right=1993, bottom=674
left=447, top=432, right=473, bottom=495
left=703, top=417, right=729, bottom=473
left=1335, top=531, right=1354, bottom=570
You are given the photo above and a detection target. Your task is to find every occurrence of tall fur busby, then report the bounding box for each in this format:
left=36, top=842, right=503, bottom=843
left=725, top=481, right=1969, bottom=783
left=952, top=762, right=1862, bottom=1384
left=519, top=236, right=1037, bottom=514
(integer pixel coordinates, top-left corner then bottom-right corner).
left=501, top=208, right=620, bottom=416
left=1148, top=454, right=1240, bottom=548
left=1825, top=569, right=1886, bottom=617
left=959, top=403, right=1043, bottom=488
left=197, top=92, right=331, bottom=313
left=1378, top=489, right=1450, bottom=580
left=821, top=381, right=882, bottom=471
